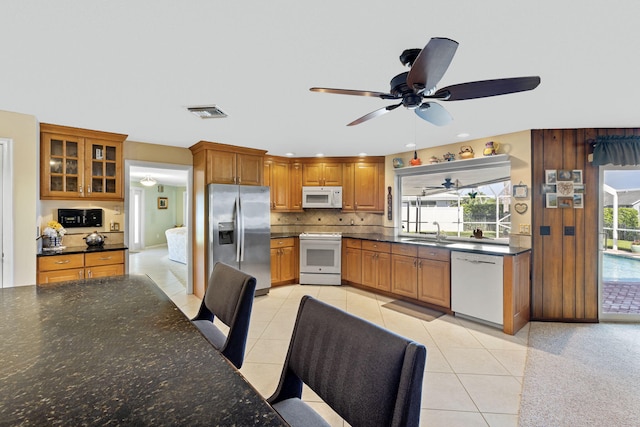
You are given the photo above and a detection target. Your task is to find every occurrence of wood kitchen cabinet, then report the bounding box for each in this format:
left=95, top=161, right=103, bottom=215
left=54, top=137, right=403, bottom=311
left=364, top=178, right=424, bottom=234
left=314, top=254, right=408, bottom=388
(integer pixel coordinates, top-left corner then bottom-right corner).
left=342, top=238, right=362, bottom=284
left=391, top=244, right=419, bottom=298
left=270, top=237, right=298, bottom=285
left=361, top=240, right=391, bottom=291
left=301, top=162, right=342, bottom=186
left=290, top=162, right=303, bottom=210
left=207, top=148, right=263, bottom=186
left=342, top=161, right=385, bottom=212
left=37, top=249, right=125, bottom=285
left=264, top=157, right=303, bottom=212
left=40, top=123, right=127, bottom=201
left=417, top=246, right=451, bottom=308
left=264, top=157, right=290, bottom=211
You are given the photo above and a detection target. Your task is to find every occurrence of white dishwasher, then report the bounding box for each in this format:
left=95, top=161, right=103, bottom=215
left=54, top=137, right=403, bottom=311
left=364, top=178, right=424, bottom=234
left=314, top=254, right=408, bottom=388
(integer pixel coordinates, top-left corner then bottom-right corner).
left=451, top=251, right=504, bottom=326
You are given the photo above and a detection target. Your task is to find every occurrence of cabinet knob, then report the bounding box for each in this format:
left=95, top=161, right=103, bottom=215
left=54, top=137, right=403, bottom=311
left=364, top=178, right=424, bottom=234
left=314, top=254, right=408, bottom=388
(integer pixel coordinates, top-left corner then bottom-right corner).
left=79, top=185, right=83, bottom=194
left=55, top=260, right=71, bottom=265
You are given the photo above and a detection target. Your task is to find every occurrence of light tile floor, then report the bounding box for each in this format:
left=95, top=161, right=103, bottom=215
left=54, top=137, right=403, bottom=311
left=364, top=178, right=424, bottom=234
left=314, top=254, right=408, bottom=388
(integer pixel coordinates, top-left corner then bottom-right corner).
left=130, top=245, right=529, bottom=427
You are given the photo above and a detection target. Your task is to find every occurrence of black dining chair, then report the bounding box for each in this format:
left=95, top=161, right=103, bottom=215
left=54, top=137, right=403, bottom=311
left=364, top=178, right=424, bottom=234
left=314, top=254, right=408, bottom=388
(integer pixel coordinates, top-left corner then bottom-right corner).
left=191, top=262, right=257, bottom=369
left=268, top=295, right=427, bottom=427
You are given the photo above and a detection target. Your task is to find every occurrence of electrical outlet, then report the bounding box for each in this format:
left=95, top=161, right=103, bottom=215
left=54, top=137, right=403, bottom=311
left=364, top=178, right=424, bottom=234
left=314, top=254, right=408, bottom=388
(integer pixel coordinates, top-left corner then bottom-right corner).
left=519, top=224, right=531, bottom=235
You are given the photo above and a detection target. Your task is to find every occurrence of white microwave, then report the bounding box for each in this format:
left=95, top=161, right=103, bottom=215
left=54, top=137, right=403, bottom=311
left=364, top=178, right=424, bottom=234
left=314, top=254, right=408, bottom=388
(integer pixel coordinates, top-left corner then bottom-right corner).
left=302, top=186, right=342, bottom=209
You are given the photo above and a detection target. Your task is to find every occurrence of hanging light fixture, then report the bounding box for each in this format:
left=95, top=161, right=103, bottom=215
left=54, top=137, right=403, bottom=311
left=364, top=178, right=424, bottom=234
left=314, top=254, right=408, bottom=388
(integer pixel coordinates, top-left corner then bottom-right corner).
left=140, top=175, right=157, bottom=187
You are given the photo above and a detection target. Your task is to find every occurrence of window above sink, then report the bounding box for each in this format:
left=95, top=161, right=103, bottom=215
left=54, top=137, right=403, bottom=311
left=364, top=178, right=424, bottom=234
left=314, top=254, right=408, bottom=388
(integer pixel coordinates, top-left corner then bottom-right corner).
left=394, top=155, right=512, bottom=245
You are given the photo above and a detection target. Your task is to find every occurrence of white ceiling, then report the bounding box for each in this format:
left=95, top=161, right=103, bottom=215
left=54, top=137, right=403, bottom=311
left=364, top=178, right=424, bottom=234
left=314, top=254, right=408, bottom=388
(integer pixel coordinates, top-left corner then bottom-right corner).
left=3, top=2, right=640, bottom=158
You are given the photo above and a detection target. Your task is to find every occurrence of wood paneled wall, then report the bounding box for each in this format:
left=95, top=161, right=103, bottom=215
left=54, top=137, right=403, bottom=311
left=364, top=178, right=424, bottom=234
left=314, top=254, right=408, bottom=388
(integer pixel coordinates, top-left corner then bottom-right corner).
left=531, top=128, right=640, bottom=321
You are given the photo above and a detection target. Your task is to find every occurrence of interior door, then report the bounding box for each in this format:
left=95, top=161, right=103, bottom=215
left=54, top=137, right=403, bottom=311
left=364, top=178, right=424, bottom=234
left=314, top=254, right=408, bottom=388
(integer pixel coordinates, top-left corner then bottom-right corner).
left=599, top=165, right=640, bottom=322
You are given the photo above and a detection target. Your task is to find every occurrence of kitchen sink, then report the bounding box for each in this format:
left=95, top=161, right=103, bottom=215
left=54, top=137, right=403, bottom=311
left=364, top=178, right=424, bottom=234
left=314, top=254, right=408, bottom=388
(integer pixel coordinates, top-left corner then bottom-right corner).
left=400, top=238, right=450, bottom=247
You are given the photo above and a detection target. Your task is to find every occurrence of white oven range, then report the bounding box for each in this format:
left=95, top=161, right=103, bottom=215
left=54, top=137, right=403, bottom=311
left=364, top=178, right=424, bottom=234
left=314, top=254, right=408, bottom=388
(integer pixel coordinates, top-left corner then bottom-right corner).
left=299, top=232, right=342, bottom=285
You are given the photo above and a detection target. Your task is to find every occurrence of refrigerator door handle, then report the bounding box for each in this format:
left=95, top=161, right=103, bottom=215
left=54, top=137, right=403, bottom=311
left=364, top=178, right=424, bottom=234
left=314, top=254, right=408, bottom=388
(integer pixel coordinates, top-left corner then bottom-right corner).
left=238, top=195, right=245, bottom=262
left=235, top=196, right=241, bottom=263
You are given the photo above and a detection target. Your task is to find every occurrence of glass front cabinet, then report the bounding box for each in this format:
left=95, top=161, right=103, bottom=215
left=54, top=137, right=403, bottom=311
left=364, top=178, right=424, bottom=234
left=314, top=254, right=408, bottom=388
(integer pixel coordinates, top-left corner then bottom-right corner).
left=40, top=124, right=127, bottom=200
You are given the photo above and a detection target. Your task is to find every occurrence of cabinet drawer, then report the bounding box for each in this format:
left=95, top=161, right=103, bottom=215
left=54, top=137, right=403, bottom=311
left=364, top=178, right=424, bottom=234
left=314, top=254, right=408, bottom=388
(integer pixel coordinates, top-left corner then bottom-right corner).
left=87, top=264, right=124, bottom=278
left=38, top=268, right=85, bottom=284
left=391, top=243, right=418, bottom=257
left=361, top=240, right=390, bottom=253
left=38, top=254, right=84, bottom=271
left=418, top=246, right=450, bottom=262
left=270, top=237, right=295, bottom=249
left=85, top=250, right=125, bottom=267
left=344, top=238, right=362, bottom=249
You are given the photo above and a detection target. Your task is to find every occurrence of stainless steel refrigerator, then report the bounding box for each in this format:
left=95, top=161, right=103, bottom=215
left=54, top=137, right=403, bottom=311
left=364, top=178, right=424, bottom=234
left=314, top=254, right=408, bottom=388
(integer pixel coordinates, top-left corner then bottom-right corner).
left=208, top=184, right=271, bottom=295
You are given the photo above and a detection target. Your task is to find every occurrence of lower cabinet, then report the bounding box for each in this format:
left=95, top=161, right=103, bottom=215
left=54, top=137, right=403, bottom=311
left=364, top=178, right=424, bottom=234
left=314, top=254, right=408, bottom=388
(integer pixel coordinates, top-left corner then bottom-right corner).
left=416, top=247, right=451, bottom=308
left=361, top=241, right=391, bottom=291
left=342, top=238, right=362, bottom=284
left=270, top=237, right=298, bottom=285
left=390, top=244, right=419, bottom=298
left=37, top=250, right=125, bottom=285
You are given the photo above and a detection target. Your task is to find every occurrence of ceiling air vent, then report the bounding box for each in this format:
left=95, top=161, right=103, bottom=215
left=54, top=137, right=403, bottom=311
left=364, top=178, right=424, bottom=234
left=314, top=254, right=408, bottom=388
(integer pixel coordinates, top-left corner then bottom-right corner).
left=187, top=105, right=228, bottom=119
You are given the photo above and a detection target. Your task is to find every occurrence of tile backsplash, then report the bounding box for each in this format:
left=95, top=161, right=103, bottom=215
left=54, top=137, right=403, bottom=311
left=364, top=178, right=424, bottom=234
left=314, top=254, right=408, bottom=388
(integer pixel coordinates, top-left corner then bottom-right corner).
left=271, top=210, right=391, bottom=235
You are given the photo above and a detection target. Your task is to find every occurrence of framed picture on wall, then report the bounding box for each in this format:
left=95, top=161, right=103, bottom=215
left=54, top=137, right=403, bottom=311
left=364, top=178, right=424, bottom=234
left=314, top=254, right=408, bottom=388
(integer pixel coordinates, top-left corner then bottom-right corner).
left=545, top=170, right=557, bottom=184
left=558, top=197, right=573, bottom=208
left=158, top=197, right=168, bottom=209
left=557, top=169, right=573, bottom=181
left=572, top=169, right=583, bottom=184
left=573, top=193, right=584, bottom=208
left=546, top=193, right=558, bottom=208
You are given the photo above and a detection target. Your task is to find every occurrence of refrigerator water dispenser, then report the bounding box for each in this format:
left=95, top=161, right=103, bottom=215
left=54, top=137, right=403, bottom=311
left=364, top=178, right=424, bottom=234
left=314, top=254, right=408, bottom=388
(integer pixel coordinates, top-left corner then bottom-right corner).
left=218, top=222, right=234, bottom=245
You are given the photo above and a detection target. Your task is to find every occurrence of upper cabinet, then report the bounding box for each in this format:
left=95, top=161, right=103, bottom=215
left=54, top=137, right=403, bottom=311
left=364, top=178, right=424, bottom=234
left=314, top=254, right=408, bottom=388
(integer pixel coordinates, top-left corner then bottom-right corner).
left=206, top=147, right=264, bottom=186
left=269, top=156, right=385, bottom=212
left=40, top=123, right=127, bottom=201
left=301, top=162, right=342, bottom=186
left=342, top=160, right=385, bottom=212
left=264, top=157, right=303, bottom=212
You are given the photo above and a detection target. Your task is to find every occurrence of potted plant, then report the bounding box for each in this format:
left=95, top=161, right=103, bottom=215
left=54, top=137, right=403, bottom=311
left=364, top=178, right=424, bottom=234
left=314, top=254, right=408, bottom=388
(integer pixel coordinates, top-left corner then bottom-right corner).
left=631, top=240, right=640, bottom=253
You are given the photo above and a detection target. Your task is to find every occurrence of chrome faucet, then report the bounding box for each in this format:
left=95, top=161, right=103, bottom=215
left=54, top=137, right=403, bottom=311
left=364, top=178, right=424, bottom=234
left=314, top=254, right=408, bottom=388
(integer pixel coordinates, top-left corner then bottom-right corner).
left=433, top=221, right=442, bottom=242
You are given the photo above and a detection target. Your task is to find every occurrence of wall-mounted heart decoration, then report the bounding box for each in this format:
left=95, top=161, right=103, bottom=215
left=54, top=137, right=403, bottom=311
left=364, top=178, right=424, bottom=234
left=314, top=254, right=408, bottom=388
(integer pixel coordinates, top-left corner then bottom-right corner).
left=514, top=203, right=528, bottom=214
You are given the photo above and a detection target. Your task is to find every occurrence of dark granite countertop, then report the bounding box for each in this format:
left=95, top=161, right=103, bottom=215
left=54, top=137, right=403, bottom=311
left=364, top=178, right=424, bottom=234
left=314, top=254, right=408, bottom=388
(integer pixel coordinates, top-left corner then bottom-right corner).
left=38, top=243, right=129, bottom=257
left=0, top=275, right=286, bottom=426
left=271, top=233, right=299, bottom=239
left=270, top=232, right=530, bottom=256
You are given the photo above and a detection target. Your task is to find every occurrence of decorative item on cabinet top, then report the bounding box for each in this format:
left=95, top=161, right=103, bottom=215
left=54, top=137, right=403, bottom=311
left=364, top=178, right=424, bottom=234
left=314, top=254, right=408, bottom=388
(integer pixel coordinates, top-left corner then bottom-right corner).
left=459, top=146, right=474, bottom=159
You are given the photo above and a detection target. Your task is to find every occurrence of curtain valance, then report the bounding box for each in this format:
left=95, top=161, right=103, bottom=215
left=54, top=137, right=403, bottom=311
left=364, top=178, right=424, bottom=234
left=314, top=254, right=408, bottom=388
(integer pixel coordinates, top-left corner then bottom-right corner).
left=592, top=136, right=640, bottom=166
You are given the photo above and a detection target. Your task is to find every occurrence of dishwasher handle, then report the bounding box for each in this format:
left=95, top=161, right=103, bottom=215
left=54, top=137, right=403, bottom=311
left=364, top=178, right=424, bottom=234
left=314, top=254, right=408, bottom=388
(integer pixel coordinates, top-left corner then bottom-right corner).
left=457, top=258, right=497, bottom=265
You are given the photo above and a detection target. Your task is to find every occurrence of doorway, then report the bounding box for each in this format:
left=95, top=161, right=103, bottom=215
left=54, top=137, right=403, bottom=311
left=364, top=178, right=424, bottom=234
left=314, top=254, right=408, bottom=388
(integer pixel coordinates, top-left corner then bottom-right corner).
left=599, top=165, right=640, bottom=321
left=125, top=160, right=193, bottom=294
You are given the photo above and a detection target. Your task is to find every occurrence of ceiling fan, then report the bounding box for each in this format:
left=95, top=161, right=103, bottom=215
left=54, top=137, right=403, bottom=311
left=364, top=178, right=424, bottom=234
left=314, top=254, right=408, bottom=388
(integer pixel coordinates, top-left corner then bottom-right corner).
left=310, top=37, right=541, bottom=126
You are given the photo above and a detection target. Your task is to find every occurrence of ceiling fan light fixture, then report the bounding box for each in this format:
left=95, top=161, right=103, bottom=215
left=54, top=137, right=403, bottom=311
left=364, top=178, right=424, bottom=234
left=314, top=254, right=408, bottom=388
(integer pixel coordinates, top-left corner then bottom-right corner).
left=187, top=105, right=228, bottom=119
left=140, top=175, right=157, bottom=187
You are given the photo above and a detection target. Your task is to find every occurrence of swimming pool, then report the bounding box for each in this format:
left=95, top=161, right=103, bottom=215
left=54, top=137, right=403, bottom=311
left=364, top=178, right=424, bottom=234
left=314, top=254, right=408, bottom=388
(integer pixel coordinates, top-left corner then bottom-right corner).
left=603, top=253, right=640, bottom=282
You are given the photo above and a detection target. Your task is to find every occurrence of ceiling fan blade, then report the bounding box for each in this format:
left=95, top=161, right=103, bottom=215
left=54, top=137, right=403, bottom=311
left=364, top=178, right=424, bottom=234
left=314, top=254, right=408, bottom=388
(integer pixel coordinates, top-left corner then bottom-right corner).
left=407, top=38, right=459, bottom=94
left=414, top=102, right=453, bottom=126
left=347, top=103, right=402, bottom=126
left=431, top=76, right=541, bottom=101
left=310, top=87, right=397, bottom=100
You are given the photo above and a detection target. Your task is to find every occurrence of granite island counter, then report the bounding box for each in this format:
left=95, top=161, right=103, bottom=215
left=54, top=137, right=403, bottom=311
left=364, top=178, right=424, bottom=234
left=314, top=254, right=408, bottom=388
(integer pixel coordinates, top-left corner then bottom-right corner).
left=0, top=275, right=287, bottom=426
